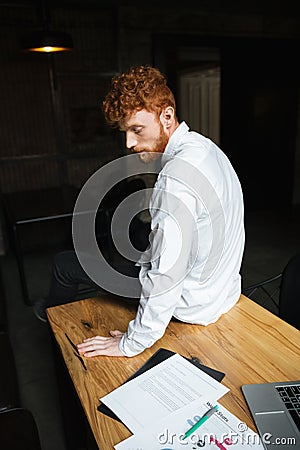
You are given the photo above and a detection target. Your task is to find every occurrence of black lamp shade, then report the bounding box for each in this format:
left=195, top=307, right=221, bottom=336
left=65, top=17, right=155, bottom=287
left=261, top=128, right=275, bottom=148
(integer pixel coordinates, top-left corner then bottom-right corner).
left=21, top=30, right=73, bottom=52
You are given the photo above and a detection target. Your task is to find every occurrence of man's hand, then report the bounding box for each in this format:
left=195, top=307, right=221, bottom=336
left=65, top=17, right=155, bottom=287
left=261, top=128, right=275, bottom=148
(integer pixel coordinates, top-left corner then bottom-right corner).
left=77, top=330, right=125, bottom=357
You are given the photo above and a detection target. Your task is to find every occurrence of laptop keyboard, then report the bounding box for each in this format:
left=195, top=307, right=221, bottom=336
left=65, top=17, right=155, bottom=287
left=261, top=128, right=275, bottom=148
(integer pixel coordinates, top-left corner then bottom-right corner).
left=276, top=384, right=300, bottom=431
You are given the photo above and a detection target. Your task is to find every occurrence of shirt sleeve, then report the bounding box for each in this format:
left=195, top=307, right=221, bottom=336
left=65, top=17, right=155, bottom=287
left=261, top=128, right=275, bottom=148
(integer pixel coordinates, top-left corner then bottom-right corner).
left=119, top=174, right=197, bottom=357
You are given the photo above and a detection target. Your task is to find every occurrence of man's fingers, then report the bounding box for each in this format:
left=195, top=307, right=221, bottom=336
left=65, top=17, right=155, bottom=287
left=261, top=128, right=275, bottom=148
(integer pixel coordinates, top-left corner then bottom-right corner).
left=78, top=335, right=106, bottom=345
left=76, top=333, right=124, bottom=357
left=78, top=331, right=123, bottom=345
left=110, top=330, right=123, bottom=337
left=77, top=338, right=110, bottom=352
left=83, top=348, right=121, bottom=358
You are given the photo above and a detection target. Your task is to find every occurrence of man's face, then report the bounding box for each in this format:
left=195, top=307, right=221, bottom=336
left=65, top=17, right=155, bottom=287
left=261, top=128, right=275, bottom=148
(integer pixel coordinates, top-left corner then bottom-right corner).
left=121, top=109, right=169, bottom=163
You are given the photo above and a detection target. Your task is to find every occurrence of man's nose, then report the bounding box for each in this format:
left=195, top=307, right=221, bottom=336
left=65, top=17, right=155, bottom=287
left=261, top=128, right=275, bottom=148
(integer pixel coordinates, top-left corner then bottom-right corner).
left=126, top=132, right=137, bottom=150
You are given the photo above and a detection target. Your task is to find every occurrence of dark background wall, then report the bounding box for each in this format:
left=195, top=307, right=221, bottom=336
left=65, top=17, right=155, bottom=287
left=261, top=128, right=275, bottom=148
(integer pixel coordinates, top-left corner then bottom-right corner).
left=0, top=0, right=299, bottom=212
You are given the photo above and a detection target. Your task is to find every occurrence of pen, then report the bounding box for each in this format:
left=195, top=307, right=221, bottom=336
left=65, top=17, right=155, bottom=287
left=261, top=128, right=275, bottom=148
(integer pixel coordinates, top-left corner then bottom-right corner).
left=182, top=405, right=219, bottom=440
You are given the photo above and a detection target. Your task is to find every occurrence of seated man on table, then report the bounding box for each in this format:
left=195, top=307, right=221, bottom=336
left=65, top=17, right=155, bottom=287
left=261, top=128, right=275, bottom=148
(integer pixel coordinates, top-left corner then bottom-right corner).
left=75, top=65, right=245, bottom=358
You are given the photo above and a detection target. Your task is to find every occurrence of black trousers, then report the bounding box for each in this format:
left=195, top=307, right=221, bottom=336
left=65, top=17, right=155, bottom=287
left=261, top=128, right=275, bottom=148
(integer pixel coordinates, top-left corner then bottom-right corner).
left=46, top=250, right=140, bottom=308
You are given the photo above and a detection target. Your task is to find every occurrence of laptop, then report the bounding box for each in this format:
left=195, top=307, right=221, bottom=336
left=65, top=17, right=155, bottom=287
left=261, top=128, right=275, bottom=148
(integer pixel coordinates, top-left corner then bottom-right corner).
left=242, top=381, right=300, bottom=449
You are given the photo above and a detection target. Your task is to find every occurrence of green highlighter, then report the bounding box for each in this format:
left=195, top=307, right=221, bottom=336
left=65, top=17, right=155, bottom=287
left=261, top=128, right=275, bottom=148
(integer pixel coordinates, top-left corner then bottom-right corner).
left=182, top=405, right=219, bottom=440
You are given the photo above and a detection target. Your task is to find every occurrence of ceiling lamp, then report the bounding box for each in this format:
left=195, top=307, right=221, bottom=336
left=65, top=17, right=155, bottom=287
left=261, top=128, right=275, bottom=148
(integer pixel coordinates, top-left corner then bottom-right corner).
left=20, top=0, right=73, bottom=53
left=21, top=29, right=73, bottom=53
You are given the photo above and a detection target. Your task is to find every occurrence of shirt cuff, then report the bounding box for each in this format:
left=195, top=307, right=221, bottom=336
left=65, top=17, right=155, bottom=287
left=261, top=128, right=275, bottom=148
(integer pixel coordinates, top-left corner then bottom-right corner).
left=118, top=332, right=147, bottom=357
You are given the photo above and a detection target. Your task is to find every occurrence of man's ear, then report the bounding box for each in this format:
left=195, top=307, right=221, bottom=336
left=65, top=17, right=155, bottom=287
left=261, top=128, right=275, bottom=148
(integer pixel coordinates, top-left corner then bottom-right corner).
left=160, top=106, right=175, bottom=129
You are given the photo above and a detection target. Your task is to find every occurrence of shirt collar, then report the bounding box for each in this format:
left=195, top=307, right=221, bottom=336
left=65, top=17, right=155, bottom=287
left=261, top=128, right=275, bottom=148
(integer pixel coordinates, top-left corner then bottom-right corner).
left=161, top=121, right=189, bottom=167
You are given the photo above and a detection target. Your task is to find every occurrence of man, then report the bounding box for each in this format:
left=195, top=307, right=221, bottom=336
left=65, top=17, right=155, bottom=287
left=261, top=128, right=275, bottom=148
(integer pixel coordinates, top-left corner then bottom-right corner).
left=77, top=65, right=245, bottom=358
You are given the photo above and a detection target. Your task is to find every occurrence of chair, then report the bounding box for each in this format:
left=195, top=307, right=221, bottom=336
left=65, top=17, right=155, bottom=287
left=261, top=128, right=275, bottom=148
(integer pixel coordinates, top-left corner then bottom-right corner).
left=1, top=179, right=146, bottom=305
left=0, top=269, right=42, bottom=450
left=0, top=408, right=42, bottom=450
left=243, top=253, right=300, bottom=330
left=278, top=253, right=300, bottom=329
left=0, top=331, right=20, bottom=410
left=1, top=185, right=79, bottom=305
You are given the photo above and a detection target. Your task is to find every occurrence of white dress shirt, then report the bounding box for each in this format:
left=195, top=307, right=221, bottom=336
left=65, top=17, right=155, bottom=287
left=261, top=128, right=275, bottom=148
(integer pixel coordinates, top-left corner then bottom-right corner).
left=119, top=122, right=245, bottom=356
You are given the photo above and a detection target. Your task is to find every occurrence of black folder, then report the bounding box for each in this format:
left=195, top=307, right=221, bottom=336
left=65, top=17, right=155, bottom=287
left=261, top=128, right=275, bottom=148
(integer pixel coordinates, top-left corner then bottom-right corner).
left=97, top=347, right=225, bottom=422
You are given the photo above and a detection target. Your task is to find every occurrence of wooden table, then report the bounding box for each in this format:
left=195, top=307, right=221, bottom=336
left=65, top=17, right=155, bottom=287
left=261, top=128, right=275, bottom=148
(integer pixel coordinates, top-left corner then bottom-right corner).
left=47, top=294, right=300, bottom=449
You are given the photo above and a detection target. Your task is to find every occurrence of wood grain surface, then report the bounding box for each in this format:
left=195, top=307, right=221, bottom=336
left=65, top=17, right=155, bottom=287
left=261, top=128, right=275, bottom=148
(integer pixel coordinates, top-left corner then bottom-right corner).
left=47, top=294, right=300, bottom=449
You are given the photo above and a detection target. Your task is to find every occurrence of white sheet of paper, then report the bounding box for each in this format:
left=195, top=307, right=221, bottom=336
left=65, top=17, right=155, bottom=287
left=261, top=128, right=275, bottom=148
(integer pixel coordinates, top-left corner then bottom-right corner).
left=100, top=353, right=229, bottom=433
left=114, top=400, right=264, bottom=449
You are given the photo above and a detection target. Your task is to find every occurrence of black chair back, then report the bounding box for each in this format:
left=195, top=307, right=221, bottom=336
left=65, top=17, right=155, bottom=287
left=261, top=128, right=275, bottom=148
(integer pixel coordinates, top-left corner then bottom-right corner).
left=0, top=408, right=42, bottom=450
left=279, top=253, right=300, bottom=329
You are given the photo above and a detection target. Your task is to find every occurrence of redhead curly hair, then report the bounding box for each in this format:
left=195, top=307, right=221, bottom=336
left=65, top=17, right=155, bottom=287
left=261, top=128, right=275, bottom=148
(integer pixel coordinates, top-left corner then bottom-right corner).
left=102, top=65, right=176, bottom=127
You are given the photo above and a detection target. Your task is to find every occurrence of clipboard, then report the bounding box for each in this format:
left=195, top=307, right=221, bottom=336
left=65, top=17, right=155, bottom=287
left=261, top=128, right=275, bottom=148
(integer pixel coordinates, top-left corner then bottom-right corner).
left=97, top=347, right=225, bottom=422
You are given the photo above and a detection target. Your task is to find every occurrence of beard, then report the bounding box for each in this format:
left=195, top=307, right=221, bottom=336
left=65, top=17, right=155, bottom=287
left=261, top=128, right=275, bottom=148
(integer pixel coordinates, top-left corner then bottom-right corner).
left=138, top=125, right=169, bottom=164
